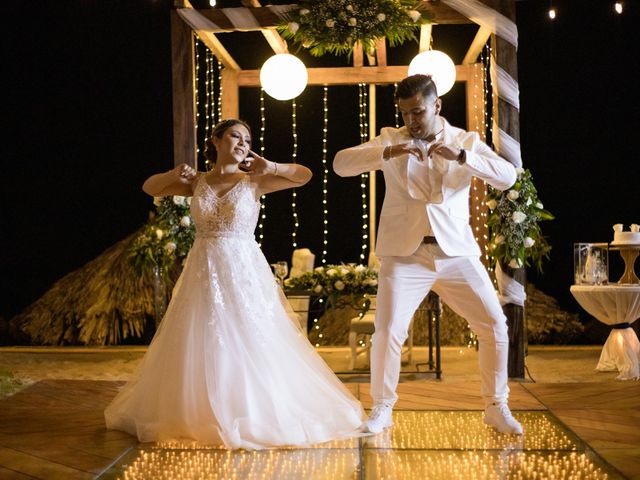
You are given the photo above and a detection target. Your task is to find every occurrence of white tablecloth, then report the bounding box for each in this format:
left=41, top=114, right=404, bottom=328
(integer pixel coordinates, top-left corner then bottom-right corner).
left=570, top=285, right=640, bottom=380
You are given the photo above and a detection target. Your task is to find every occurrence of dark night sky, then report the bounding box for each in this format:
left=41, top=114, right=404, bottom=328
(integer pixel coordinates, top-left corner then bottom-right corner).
left=1, top=0, right=638, bottom=325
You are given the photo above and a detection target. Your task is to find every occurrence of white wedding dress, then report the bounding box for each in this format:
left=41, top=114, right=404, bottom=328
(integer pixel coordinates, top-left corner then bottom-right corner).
left=105, top=175, right=364, bottom=449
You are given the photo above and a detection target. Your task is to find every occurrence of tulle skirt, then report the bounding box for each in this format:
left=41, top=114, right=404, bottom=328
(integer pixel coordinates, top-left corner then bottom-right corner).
left=104, top=234, right=364, bottom=449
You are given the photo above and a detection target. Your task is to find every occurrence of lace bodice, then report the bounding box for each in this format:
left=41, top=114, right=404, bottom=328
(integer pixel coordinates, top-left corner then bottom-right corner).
left=190, top=174, right=260, bottom=238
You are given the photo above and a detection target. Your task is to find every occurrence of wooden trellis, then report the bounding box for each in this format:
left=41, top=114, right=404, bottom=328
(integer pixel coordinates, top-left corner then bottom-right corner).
left=170, top=0, right=526, bottom=378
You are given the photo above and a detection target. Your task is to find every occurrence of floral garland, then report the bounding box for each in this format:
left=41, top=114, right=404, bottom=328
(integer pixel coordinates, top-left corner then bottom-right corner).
left=278, top=0, right=431, bottom=57
left=129, top=196, right=195, bottom=278
left=284, top=263, right=378, bottom=299
left=486, top=168, right=554, bottom=271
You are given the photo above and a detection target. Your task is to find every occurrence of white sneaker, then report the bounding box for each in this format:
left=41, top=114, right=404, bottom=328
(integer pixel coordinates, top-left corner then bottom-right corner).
left=484, top=403, right=523, bottom=435
left=363, top=404, right=393, bottom=434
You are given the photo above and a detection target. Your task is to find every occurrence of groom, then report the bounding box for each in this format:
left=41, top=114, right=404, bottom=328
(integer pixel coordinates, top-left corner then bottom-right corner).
left=333, top=74, right=522, bottom=435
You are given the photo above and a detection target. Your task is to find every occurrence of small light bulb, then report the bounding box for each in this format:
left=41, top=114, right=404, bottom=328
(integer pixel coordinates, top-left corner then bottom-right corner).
left=209, top=0, right=216, bottom=6
left=614, top=2, right=623, bottom=14
left=548, top=7, right=556, bottom=19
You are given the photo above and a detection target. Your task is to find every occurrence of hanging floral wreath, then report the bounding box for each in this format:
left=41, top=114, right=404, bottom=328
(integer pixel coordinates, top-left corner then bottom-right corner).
left=486, top=168, right=554, bottom=271
left=278, top=0, right=431, bottom=57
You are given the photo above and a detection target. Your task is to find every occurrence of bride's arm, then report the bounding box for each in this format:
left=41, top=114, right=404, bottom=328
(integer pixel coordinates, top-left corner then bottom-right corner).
left=142, top=163, right=199, bottom=197
left=243, top=150, right=312, bottom=194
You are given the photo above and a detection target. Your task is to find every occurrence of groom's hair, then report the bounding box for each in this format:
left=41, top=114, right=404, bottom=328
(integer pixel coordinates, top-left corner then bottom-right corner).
left=395, top=74, right=438, bottom=100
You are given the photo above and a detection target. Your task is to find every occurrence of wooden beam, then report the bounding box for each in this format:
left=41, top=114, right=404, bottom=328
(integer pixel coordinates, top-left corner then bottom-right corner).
left=353, top=42, right=364, bottom=68
left=375, top=38, right=387, bottom=67
left=463, top=25, right=492, bottom=64
left=196, top=32, right=241, bottom=71
left=170, top=10, right=196, bottom=168
left=193, top=2, right=470, bottom=30
left=419, top=23, right=432, bottom=52
left=260, top=28, right=288, bottom=54
left=417, top=1, right=471, bottom=24
left=177, top=8, right=240, bottom=70
left=237, top=65, right=470, bottom=87
left=244, top=0, right=288, bottom=54
left=221, top=68, right=239, bottom=120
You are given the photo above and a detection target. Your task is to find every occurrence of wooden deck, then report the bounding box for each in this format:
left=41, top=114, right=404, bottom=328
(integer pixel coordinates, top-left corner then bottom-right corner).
left=0, top=379, right=638, bottom=479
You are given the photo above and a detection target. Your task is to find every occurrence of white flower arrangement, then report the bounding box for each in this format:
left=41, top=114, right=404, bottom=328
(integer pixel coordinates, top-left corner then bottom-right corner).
left=278, top=0, right=431, bottom=57
left=486, top=168, right=554, bottom=271
left=284, top=263, right=378, bottom=299
left=130, top=196, right=195, bottom=277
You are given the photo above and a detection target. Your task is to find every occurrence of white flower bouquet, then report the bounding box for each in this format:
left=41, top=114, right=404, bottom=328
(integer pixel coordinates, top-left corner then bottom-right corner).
left=278, top=0, right=431, bottom=57
left=130, top=196, right=195, bottom=277
left=284, top=263, right=378, bottom=301
left=486, top=168, right=554, bottom=271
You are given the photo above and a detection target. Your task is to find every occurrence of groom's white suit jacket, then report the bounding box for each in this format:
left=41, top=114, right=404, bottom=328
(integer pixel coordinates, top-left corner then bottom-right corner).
left=334, top=118, right=517, bottom=258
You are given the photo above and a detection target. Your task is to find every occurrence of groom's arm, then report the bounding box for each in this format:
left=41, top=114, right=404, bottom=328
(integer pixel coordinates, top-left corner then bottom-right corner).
left=333, top=137, right=386, bottom=177
left=461, top=132, right=517, bottom=191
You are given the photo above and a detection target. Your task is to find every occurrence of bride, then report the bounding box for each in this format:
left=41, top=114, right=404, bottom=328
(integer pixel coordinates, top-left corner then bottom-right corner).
left=105, top=119, right=364, bottom=449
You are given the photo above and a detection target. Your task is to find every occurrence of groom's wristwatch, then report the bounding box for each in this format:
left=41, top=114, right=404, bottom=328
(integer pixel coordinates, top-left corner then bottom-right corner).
left=456, top=148, right=466, bottom=165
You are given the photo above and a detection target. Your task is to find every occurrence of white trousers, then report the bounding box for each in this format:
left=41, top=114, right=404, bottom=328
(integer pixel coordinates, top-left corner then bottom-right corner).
left=371, top=244, right=510, bottom=407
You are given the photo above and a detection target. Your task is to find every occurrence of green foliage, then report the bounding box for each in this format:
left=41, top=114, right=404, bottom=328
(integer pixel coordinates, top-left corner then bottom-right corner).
left=486, top=168, right=554, bottom=272
left=129, top=196, right=195, bottom=279
left=278, top=0, right=432, bottom=57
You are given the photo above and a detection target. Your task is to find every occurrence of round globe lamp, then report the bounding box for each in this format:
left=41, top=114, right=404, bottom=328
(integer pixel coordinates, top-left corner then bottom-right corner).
left=407, top=50, right=457, bottom=96
left=260, top=54, right=308, bottom=101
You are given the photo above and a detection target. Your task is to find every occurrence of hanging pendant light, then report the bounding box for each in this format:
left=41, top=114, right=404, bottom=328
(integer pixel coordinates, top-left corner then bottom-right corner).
left=408, top=50, right=457, bottom=96
left=260, top=54, right=308, bottom=101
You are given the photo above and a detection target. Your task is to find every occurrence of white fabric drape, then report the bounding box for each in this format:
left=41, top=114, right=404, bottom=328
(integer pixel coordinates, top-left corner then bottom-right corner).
left=440, top=0, right=518, bottom=47
left=178, top=8, right=220, bottom=31
left=495, top=262, right=526, bottom=307
left=490, top=61, right=520, bottom=110
left=491, top=121, right=523, bottom=167
left=442, top=0, right=522, bottom=168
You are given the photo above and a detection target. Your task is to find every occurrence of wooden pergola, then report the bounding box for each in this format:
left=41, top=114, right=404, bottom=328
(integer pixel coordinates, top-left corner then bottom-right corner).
left=169, top=0, right=526, bottom=377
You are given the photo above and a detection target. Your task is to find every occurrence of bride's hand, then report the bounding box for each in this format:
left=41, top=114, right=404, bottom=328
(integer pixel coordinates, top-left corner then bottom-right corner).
left=241, top=150, right=276, bottom=175
left=172, top=163, right=197, bottom=184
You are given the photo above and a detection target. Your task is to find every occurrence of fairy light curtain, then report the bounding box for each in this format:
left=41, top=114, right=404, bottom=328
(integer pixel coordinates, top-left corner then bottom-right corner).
left=192, top=46, right=495, bottom=271
left=194, top=38, right=223, bottom=172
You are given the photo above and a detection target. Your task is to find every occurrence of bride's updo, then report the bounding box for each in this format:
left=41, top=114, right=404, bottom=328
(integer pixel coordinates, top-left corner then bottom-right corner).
left=203, top=119, right=252, bottom=164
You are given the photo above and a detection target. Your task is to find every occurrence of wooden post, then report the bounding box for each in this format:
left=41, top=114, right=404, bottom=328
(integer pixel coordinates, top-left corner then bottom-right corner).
left=170, top=10, right=197, bottom=168
left=501, top=263, right=526, bottom=378
left=221, top=68, right=239, bottom=120
left=481, top=0, right=526, bottom=379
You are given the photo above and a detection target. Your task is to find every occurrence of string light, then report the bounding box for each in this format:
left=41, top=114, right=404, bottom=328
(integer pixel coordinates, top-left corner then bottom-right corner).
left=394, top=83, right=400, bottom=128
left=482, top=43, right=493, bottom=147
left=321, top=86, right=329, bottom=265
left=291, top=99, right=299, bottom=249
left=194, top=36, right=201, bottom=169
left=548, top=5, right=557, bottom=20
left=614, top=2, right=623, bottom=14
left=204, top=49, right=213, bottom=148
left=257, top=89, right=267, bottom=247
left=217, top=60, right=223, bottom=123
left=358, top=83, right=369, bottom=262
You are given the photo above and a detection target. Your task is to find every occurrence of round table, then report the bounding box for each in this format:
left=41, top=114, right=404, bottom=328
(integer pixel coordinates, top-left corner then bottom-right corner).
left=570, top=284, right=640, bottom=380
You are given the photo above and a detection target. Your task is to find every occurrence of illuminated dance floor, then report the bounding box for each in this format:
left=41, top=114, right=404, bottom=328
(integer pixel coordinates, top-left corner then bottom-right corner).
left=1, top=377, right=638, bottom=479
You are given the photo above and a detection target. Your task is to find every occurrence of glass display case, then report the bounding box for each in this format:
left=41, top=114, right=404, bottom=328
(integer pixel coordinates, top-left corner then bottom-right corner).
left=574, top=243, right=609, bottom=285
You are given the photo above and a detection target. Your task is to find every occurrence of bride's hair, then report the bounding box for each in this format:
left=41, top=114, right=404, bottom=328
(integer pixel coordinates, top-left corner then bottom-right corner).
left=203, top=119, right=252, bottom=164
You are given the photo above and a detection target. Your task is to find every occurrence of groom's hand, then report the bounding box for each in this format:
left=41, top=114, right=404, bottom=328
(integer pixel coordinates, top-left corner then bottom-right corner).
left=385, top=143, right=425, bottom=162
left=426, top=141, right=462, bottom=161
